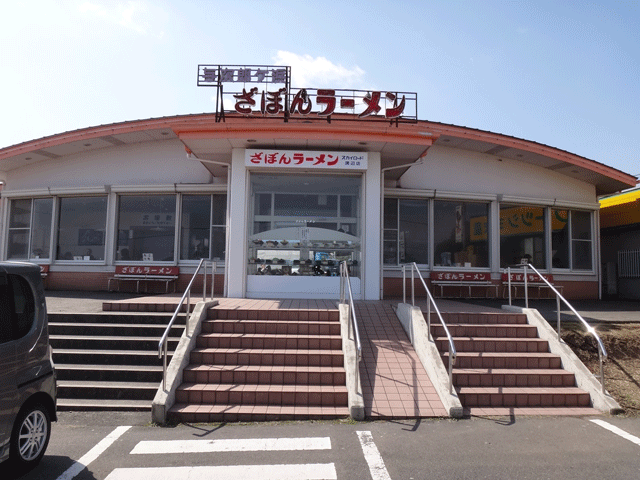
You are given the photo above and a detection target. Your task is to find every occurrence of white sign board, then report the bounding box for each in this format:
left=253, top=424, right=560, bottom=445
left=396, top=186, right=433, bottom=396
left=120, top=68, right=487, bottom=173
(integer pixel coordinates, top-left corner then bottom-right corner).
left=245, top=149, right=368, bottom=170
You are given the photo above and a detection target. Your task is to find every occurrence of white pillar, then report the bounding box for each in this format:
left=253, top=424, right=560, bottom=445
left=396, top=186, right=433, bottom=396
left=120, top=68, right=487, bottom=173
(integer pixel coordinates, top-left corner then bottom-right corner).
left=226, top=148, right=248, bottom=297
left=364, top=152, right=381, bottom=300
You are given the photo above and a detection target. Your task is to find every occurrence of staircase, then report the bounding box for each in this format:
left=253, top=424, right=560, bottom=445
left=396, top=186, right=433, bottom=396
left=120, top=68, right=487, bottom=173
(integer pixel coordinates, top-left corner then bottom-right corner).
left=169, top=304, right=350, bottom=423
left=433, top=311, right=596, bottom=414
left=49, top=312, right=184, bottom=410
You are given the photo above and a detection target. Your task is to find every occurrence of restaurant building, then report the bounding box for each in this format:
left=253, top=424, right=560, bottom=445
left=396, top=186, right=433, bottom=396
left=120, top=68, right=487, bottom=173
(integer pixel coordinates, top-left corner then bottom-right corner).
left=0, top=66, right=635, bottom=299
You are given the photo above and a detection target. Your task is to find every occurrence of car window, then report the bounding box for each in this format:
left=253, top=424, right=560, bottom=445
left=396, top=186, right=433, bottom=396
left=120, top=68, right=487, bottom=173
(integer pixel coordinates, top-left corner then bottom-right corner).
left=0, top=273, right=35, bottom=344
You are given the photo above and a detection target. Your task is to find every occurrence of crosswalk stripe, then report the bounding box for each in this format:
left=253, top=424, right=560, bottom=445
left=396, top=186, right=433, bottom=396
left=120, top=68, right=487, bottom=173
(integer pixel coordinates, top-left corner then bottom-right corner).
left=104, top=463, right=338, bottom=480
left=131, top=436, right=332, bottom=454
left=357, top=431, right=392, bottom=480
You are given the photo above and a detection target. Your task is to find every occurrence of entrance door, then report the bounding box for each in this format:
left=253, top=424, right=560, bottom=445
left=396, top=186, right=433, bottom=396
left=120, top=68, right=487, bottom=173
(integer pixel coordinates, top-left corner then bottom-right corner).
left=246, top=173, right=362, bottom=299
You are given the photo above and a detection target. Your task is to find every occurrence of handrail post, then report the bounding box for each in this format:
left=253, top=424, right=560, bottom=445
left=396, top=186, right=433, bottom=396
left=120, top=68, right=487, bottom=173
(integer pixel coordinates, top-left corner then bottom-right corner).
left=203, top=260, right=207, bottom=302
left=411, top=264, right=415, bottom=306
left=402, top=264, right=406, bottom=304
left=211, top=261, right=215, bottom=300
left=507, top=267, right=512, bottom=305
left=556, top=294, right=561, bottom=341
left=523, top=264, right=529, bottom=308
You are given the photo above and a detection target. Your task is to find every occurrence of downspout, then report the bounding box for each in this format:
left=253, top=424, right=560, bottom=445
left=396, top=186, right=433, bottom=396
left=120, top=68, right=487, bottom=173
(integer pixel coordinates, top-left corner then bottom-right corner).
left=185, top=148, right=232, bottom=297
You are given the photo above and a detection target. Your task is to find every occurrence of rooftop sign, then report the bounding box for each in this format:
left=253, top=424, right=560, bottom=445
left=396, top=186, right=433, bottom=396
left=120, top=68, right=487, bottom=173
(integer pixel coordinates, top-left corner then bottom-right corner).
left=198, top=64, right=417, bottom=124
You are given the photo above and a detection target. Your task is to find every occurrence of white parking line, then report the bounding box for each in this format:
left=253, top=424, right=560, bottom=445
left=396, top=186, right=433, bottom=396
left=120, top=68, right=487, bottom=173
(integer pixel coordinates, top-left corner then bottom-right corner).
left=357, top=431, right=392, bottom=480
left=56, top=426, right=132, bottom=480
left=590, top=419, right=640, bottom=447
left=104, top=463, right=337, bottom=480
left=130, top=436, right=331, bottom=454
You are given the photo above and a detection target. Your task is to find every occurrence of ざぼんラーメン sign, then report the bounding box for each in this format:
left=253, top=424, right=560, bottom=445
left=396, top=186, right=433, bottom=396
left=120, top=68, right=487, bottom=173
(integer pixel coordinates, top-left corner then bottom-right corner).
left=198, top=64, right=417, bottom=123
left=245, top=150, right=368, bottom=170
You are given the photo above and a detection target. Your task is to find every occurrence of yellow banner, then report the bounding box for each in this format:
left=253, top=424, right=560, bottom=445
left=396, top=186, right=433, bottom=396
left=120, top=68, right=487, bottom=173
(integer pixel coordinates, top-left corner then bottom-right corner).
left=470, top=207, right=567, bottom=241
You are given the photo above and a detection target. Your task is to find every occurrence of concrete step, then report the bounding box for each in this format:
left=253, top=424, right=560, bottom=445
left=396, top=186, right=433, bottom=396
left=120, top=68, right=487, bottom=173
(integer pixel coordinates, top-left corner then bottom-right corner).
left=442, top=351, right=563, bottom=369
left=195, top=333, right=342, bottom=350
left=57, top=380, right=159, bottom=401
left=183, top=365, right=346, bottom=385
left=190, top=348, right=345, bottom=367
left=57, top=398, right=152, bottom=411
left=53, top=348, right=171, bottom=366
left=168, top=403, right=350, bottom=423
left=175, top=383, right=348, bottom=407
left=210, top=308, right=340, bottom=322
left=432, top=323, right=538, bottom=338
left=457, top=386, right=591, bottom=408
left=50, top=334, right=181, bottom=351
left=202, top=319, right=341, bottom=335
left=452, top=368, right=576, bottom=388
left=436, top=336, right=549, bottom=353
left=48, top=312, right=185, bottom=325
left=49, top=322, right=184, bottom=337
left=55, top=364, right=163, bottom=382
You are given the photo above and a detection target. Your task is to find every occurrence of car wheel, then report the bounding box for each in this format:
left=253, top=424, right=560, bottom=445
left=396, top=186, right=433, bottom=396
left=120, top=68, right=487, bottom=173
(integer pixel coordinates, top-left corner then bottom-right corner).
left=10, top=403, right=51, bottom=471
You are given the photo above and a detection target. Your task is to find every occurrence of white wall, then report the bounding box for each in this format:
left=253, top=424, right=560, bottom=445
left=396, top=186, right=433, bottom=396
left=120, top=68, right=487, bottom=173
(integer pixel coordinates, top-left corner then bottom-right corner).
left=5, top=140, right=212, bottom=191
left=399, top=145, right=596, bottom=204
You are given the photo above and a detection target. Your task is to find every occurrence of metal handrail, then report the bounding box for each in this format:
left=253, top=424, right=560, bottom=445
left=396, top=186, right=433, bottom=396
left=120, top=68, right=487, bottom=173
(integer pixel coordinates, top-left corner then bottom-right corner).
left=339, top=262, right=362, bottom=363
left=158, top=258, right=216, bottom=390
left=507, top=262, right=607, bottom=393
left=402, top=262, right=457, bottom=394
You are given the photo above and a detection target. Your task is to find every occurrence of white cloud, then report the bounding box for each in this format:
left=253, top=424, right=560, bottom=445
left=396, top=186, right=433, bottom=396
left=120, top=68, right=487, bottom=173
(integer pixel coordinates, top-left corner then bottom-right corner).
left=79, top=1, right=165, bottom=36
left=273, top=51, right=366, bottom=89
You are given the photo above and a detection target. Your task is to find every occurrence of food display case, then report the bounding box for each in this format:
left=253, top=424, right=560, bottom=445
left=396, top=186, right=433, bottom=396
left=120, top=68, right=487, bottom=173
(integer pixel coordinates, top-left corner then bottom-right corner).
left=247, top=227, right=360, bottom=277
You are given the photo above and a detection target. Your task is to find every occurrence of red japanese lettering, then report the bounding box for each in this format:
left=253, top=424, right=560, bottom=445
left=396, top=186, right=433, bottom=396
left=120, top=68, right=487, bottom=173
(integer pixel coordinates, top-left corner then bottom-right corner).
left=326, top=155, right=338, bottom=166
left=293, top=153, right=304, bottom=165
left=234, top=87, right=258, bottom=114
left=360, top=91, right=382, bottom=117
left=249, top=152, right=263, bottom=164
left=385, top=92, right=406, bottom=118
left=279, top=154, right=291, bottom=165
left=317, top=89, right=336, bottom=116
left=289, top=89, right=312, bottom=115
left=261, top=88, right=286, bottom=115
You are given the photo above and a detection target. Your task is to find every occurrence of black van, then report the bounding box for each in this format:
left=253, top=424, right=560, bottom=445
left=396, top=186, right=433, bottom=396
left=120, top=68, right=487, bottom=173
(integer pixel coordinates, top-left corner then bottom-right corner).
left=0, top=262, right=56, bottom=472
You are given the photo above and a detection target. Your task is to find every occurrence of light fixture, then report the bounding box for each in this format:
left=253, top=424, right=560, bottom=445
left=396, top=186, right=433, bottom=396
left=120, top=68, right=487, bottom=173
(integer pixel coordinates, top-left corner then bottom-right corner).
left=247, top=139, right=256, bottom=143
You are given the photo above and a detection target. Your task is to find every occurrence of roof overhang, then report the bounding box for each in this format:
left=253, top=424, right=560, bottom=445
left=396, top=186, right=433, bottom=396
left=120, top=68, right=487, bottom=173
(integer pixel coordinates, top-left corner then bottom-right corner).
left=0, top=113, right=635, bottom=195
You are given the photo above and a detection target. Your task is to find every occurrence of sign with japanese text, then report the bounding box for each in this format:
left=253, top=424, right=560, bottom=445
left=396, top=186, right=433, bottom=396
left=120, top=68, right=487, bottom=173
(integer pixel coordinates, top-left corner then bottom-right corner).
left=430, top=272, right=491, bottom=282
left=501, top=272, right=553, bottom=283
left=198, top=64, right=417, bottom=123
left=116, top=266, right=179, bottom=276
left=245, top=149, right=368, bottom=170
left=470, top=207, right=568, bottom=241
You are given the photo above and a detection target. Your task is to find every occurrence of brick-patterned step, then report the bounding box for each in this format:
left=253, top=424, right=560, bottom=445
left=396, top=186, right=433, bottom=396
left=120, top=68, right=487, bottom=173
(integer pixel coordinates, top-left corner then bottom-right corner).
left=440, top=313, right=528, bottom=325
left=453, top=368, right=576, bottom=387
left=436, top=337, right=549, bottom=353
left=175, top=383, right=348, bottom=406
left=170, top=304, right=348, bottom=423
left=196, top=333, right=342, bottom=350
left=458, top=387, right=591, bottom=407
left=169, top=403, right=350, bottom=423
left=433, top=323, right=538, bottom=338
left=211, top=308, right=340, bottom=322
left=183, top=365, right=346, bottom=385
left=430, top=309, right=596, bottom=415
left=202, top=319, right=341, bottom=335
left=443, top=351, right=563, bottom=369
left=190, top=347, right=344, bottom=367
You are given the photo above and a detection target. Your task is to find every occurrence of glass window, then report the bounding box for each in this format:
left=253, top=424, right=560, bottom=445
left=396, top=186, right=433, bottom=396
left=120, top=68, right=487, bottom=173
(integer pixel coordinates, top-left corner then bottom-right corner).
left=116, top=195, right=175, bottom=262
left=499, top=205, right=546, bottom=268
left=57, top=197, right=107, bottom=261
left=211, top=194, right=227, bottom=261
left=552, top=209, right=593, bottom=270
left=181, top=195, right=211, bottom=260
left=7, top=198, right=53, bottom=260
left=434, top=200, right=489, bottom=268
left=383, top=198, right=428, bottom=265
left=248, top=173, right=361, bottom=277
left=0, top=274, right=35, bottom=343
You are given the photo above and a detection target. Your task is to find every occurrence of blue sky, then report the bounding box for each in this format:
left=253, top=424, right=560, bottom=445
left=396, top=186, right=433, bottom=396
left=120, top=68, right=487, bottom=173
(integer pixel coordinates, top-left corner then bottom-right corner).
left=1, top=1, right=638, bottom=179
